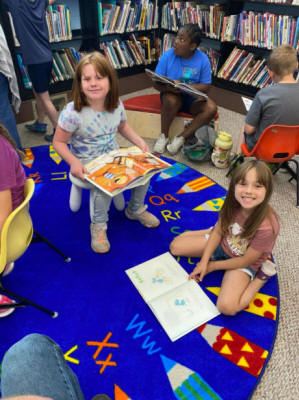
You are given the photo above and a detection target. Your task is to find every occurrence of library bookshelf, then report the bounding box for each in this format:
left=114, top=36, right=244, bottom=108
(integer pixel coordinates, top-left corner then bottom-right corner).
left=0, top=0, right=298, bottom=119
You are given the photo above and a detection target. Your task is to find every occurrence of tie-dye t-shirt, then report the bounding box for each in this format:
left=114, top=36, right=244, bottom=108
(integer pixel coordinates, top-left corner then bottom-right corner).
left=58, top=101, right=126, bottom=163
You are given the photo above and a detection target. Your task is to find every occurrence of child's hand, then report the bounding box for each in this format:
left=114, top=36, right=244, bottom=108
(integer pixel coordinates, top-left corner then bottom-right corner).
left=70, top=159, right=88, bottom=180
left=188, top=261, right=208, bottom=282
left=138, top=140, right=150, bottom=153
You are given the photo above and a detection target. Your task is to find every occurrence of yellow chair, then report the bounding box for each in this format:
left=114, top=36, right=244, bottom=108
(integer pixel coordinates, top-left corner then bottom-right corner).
left=0, top=179, right=60, bottom=317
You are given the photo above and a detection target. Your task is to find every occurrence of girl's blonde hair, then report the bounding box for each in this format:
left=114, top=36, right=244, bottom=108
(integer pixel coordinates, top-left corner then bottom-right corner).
left=0, top=124, right=24, bottom=160
left=220, top=159, right=276, bottom=239
left=72, top=51, right=119, bottom=112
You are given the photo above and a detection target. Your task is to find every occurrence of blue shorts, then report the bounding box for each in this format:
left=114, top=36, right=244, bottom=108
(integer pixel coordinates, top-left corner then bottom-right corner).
left=160, top=92, right=195, bottom=114
left=27, top=61, right=53, bottom=93
left=211, top=243, right=256, bottom=280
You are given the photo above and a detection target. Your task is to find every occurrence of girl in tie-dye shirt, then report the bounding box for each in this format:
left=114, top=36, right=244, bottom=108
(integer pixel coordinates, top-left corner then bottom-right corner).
left=53, top=52, right=160, bottom=254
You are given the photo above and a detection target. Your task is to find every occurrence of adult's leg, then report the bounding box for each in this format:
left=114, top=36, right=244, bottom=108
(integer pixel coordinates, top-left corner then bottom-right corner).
left=160, top=92, right=182, bottom=137
left=33, top=90, right=58, bottom=128
left=217, top=269, right=265, bottom=315
left=34, top=92, right=47, bottom=124
left=0, top=73, right=22, bottom=150
left=169, top=229, right=212, bottom=258
left=1, top=334, right=85, bottom=400
left=179, top=98, right=217, bottom=140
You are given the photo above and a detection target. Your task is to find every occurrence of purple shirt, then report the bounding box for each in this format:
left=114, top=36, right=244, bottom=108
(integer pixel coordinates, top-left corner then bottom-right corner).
left=0, top=136, right=26, bottom=209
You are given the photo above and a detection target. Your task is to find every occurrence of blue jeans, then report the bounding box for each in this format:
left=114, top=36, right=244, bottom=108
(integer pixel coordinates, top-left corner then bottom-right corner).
left=0, top=72, right=22, bottom=150
left=93, top=181, right=150, bottom=223
left=1, top=334, right=85, bottom=400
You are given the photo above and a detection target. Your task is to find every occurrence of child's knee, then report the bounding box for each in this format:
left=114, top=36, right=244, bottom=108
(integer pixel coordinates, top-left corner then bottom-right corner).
left=169, top=238, right=180, bottom=256
left=217, top=298, right=238, bottom=316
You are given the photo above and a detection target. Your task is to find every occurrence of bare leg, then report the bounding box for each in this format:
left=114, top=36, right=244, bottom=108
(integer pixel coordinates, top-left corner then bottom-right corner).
left=33, top=90, right=47, bottom=124
left=161, top=92, right=182, bottom=137
left=169, top=228, right=212, bottom=258
left=217, top=269, right=266, bottom=315
left=180, top=98, right=217, bottom=139
left=34, top=91, right=58, bottom=128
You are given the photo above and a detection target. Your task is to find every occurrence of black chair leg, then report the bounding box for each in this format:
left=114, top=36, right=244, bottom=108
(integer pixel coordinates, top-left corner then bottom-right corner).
left=226, top=154, right=244, bottom=177
left=287, top=159, right=299, bottom=207
left=0, top=285, right=58, bottom=318
left=32, top=230, right=71, bottom=262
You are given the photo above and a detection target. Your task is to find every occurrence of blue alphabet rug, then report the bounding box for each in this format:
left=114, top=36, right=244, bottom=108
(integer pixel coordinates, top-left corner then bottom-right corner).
left=0, top=145, right=279, bottom=400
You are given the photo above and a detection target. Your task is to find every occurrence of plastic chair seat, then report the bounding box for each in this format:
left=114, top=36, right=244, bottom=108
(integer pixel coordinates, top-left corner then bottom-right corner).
left=123, top=93, right=194, bottom=119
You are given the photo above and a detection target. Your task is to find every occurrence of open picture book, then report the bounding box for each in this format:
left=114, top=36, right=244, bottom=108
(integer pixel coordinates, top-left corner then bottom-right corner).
left=145, top=68, right=208, bottom=100
left=84, top=146, right=170, bottom=196
left=125, top=252, right=220, bottom=341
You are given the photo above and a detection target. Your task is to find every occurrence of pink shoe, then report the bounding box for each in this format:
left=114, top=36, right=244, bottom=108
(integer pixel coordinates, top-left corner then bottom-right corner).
left=0, top=295, right=15, bottom=317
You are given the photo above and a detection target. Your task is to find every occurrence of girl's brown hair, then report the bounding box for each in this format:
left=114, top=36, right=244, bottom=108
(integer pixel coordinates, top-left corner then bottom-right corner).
left=219, top=159, right=276, bottom=239
left=0, top=124, right=24, bottom=160
left=72, top=51, right=119, bottom=112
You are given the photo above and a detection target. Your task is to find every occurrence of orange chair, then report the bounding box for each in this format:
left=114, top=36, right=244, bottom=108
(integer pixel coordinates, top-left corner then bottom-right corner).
left=227, top=125, right=299, bottom=207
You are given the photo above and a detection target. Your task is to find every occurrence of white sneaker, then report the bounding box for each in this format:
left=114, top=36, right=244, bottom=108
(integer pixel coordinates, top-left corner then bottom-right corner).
left=167, top=136, right=185, bottom=155
left=153, top=133, right=169, bottom=154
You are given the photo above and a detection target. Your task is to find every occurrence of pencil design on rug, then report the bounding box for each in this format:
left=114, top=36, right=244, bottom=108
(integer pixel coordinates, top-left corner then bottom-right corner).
left=22, top=148, right=35, bottom=168
left=156, top=162, right=188, bottom=181
left=114, top=383, right=131, bottom=400
left=177, top=176, right=215, bottom=194
left=193, top=196, right=226, bottom=211
left=206, top=287, right=277, bottom=320
left=197, top=323, right=268, bottom=377
left=49, top=145, right=62, bottom=165
left=160, top=354, right=222, bottom=400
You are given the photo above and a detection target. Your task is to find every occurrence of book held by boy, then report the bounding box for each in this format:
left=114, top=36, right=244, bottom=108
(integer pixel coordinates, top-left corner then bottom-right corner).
left=84, top=146, right=170, bottom=196
left=125, top=252, right=220, bottom=341
left=145, top=69, right=208, bottom=100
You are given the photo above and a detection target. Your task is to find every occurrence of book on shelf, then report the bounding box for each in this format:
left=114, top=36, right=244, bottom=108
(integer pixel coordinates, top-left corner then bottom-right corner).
left=84, top=146, right=170, bottom=197
left=126, top=252, right=220, bottom=342
left=145, top=69, right=208, bottom=100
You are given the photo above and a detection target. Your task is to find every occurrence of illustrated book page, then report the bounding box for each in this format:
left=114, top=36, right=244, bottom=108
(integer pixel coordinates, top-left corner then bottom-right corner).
left=145, top=69, right=208, bottom=100
left=84, top=146, right=170, bottom=196
left=126, top=252, right=220, bottom=341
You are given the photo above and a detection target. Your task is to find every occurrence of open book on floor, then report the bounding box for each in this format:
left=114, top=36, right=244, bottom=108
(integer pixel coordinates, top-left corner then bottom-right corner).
left=145, top=69, right=208, bottom=100
left=125, top=252, right=220, bottom=341
left=84, top=146, right=171, bottom=196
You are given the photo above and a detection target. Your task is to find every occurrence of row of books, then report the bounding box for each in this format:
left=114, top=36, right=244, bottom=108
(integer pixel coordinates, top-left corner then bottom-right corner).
left=100, top=34, right=159, bottom=69
left=217, top=47, right=272, bottom=88
left=16, top=48, right=82, bottom=89
left=161, top=3, right=224, bottom=40
left=222, top=12, right=299, bottom=50
left=248, top=0, right=299, bottom=4
left=98, top=0, right=158, bottom=35
left=51, top=48, right=83, bottom=82
left=46, top=4, right=72, bottom=42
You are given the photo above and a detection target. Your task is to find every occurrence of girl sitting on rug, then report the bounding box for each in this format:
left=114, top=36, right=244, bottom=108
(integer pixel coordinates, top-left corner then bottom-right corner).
left=53, top=52, right=160, bottom=254
left=0, top=124, right=26, bottom=317
left=170, top=159, right=279, bottom=315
